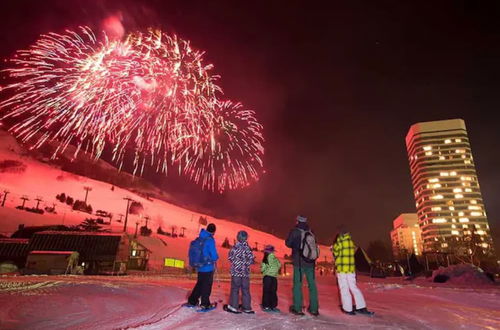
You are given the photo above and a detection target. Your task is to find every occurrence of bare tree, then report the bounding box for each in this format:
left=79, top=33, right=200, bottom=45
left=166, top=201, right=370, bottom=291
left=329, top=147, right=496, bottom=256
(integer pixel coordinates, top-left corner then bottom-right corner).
left=1, top=190, right=9, bottom=207
left=449, top=226, right=483, bottom=266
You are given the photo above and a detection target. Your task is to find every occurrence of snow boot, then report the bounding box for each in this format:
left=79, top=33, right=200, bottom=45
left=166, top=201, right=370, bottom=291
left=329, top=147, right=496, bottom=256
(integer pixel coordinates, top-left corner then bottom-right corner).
left=261, top=305, right=272, bottom=312
left=307, top=308, right=319, bottom=317
left=197, top=303, right=217, bottom=313
left=223, top=304, right=241, bottom=314
left=342, top=309, right=356, bottom=316
left=355, top=307, right=375, bottom=316
left=289, top=306, right=305, bottom=316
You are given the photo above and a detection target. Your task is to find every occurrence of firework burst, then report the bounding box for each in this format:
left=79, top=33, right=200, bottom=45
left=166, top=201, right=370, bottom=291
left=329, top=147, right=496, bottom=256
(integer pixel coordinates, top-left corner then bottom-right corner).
left=0, top=26, right=264, bottom=192
left=178, top=101, right=264, bottom=192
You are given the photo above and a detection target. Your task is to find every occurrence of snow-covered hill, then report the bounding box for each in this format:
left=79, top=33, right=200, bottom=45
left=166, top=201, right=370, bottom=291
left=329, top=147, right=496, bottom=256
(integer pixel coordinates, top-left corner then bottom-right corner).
left=0, top=129, right=333, bottom=269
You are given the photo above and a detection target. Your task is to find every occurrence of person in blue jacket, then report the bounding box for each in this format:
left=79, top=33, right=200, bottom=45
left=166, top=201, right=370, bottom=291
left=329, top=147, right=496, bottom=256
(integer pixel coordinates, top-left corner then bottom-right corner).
left=186, top=223, right=219, bottom=309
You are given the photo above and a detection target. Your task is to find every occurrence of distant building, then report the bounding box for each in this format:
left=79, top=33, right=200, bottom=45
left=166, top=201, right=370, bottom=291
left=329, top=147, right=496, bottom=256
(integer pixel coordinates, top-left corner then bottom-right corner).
left=390, top=213, right=422, bottom=259
left=0, top=238, right=29, bottom=268
left=27, top=231, right=129, bottom=274
left=405, top=119, right=494, bottom=254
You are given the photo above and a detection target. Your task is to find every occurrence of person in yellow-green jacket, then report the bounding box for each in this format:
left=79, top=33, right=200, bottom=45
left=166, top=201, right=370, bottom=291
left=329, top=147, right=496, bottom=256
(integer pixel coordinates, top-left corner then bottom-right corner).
left=261, top=245, right=281, bottom=312
left=332, top=225, right=374, bottom=316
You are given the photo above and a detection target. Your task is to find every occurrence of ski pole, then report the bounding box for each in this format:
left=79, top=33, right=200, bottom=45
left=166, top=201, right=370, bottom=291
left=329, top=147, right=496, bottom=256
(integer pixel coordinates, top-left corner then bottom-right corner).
left=214, top=263, right=223, bottom=303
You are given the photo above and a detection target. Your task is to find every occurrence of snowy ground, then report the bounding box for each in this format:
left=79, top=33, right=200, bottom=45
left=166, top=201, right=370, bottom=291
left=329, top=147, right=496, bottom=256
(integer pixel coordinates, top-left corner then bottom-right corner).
left=0, top=274, right=498, bottom=329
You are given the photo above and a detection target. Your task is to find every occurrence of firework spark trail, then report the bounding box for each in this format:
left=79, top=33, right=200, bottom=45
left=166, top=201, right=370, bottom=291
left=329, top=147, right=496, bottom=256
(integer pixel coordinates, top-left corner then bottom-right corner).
left=179, top=101, right=264, bottom=192
left=0, top=27, right=264, bottom=192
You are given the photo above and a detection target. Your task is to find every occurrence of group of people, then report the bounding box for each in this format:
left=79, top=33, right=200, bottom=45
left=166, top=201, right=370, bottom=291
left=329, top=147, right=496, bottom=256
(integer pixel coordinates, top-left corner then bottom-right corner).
left=184, top=216, right=373, bottom=317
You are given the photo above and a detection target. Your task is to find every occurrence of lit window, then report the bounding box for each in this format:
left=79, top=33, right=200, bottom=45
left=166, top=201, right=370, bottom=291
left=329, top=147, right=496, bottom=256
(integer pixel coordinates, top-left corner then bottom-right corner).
left=464, top=160, right=471, bottom=164
left=428, top=178, right=439, bottom=183
left=455, top=149, right=465, bottom=154
left=453, top=188, right=462, bottom=193
left=455, top=139, right=462, bottom=143
left=455, top=194, right=463, bottom=198
left=423, top=146, right=432, bottom=151
left=449, top=206, right=455, bottom=211
left=431, top=207, right=442, bottom=211
left=431, top=183, right=441, bottom=188
left=439, top=156, right=446, bottom=160
left=482, top=243, right=489, bottom=248
left=451, top=230, right=460, bottom=235
left=132, top=250, right=137, bottom=257
left=440, top=172, right=449, bottom=176
left=458, top=212, right=464, bottom=216
left=451, top=224, right=456, bottom=229
left=459, top=217, right=469, bottom=223
left=450, top=171, right=457, bottom=176
left=468, top=205, right=481, bottom=210
left=465, top=188, right=472, bottom=192
left=431, top=195, right=444, bottom=200
left=441, top=243, right=448, bottom=248
left=470, top=212, right=482, bottom=217
left=444, top=139, right=451, bottom=144
left=432, top=218, right=446, bottom=223
left=425, top=151, right=432, bottom=156
left=461, top=155, right=466, bottom=159
left=476, top=230, right=485, bottom=235
left=462, top=224, right=468, bottom=228
left=470, top=200, right=477, bottom=204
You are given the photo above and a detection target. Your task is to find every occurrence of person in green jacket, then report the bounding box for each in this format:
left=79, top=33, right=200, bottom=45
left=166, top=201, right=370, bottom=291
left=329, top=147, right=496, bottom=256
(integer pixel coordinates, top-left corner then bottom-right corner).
left=261, top=245, right=281, bottom=312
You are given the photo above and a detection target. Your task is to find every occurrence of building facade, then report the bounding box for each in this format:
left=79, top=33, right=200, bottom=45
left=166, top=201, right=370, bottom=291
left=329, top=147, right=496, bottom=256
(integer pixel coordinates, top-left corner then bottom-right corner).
left=405, top=119, right=493, bottom=254
left=390, top=213, right=422, bottom=259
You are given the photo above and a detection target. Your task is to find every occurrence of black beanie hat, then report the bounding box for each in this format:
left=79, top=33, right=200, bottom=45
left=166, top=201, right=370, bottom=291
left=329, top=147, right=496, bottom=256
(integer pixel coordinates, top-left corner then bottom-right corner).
left=207, top=223, right=216, bottom=234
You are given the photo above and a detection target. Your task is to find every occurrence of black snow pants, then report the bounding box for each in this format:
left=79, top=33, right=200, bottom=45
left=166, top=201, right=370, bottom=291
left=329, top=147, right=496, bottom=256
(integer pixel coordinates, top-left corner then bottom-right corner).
left=262, top=275, right=278, bottom=309
left=188, top=271, right=214, bottom=307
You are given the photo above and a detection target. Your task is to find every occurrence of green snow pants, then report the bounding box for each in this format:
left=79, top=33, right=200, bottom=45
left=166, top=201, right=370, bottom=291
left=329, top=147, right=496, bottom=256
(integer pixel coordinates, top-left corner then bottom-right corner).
left=293, top=266, right=319, bottom=312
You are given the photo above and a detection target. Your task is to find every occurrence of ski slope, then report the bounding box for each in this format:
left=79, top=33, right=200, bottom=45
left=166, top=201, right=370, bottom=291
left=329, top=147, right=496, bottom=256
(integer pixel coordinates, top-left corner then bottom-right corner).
left=0, top=129, right=333, bottom=269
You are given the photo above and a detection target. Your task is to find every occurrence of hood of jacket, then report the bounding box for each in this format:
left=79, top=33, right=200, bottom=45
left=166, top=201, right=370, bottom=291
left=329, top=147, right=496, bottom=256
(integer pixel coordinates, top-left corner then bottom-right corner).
left=296, top=222, right=310, bottom=231
left=338, top=233, right=352, bottom=242
left=199, top=228, right=213, bottom=239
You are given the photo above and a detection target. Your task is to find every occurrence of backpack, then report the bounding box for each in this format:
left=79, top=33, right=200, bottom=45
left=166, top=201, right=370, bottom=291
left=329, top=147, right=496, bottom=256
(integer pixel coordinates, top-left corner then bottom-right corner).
left=189, top=237, right=211, bottom=268
left=299, top=229, right=320, bottom=263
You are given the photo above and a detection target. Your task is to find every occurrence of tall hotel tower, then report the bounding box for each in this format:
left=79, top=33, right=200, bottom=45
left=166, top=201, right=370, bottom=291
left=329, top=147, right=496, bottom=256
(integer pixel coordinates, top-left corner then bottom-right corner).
left=405, top=119, right=493, bottom=253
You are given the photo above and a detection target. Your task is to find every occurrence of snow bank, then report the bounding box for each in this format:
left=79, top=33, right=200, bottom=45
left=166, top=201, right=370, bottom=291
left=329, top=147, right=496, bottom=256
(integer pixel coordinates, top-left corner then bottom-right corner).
left=431, top=264, right=494, bottom=285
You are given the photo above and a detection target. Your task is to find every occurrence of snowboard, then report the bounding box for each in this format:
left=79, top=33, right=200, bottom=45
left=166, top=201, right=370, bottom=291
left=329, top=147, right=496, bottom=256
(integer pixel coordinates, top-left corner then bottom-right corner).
left=181, top=303, right=198, bottom=309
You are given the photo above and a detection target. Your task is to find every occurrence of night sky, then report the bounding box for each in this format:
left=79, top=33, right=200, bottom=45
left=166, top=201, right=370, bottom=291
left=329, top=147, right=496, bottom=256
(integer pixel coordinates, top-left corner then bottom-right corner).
left=1, top=1, right=500, bottom=249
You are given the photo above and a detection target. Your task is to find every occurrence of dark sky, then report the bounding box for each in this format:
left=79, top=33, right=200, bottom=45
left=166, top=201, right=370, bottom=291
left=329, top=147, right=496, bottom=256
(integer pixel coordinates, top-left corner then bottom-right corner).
left=1, top=0, right=500, bottom=249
